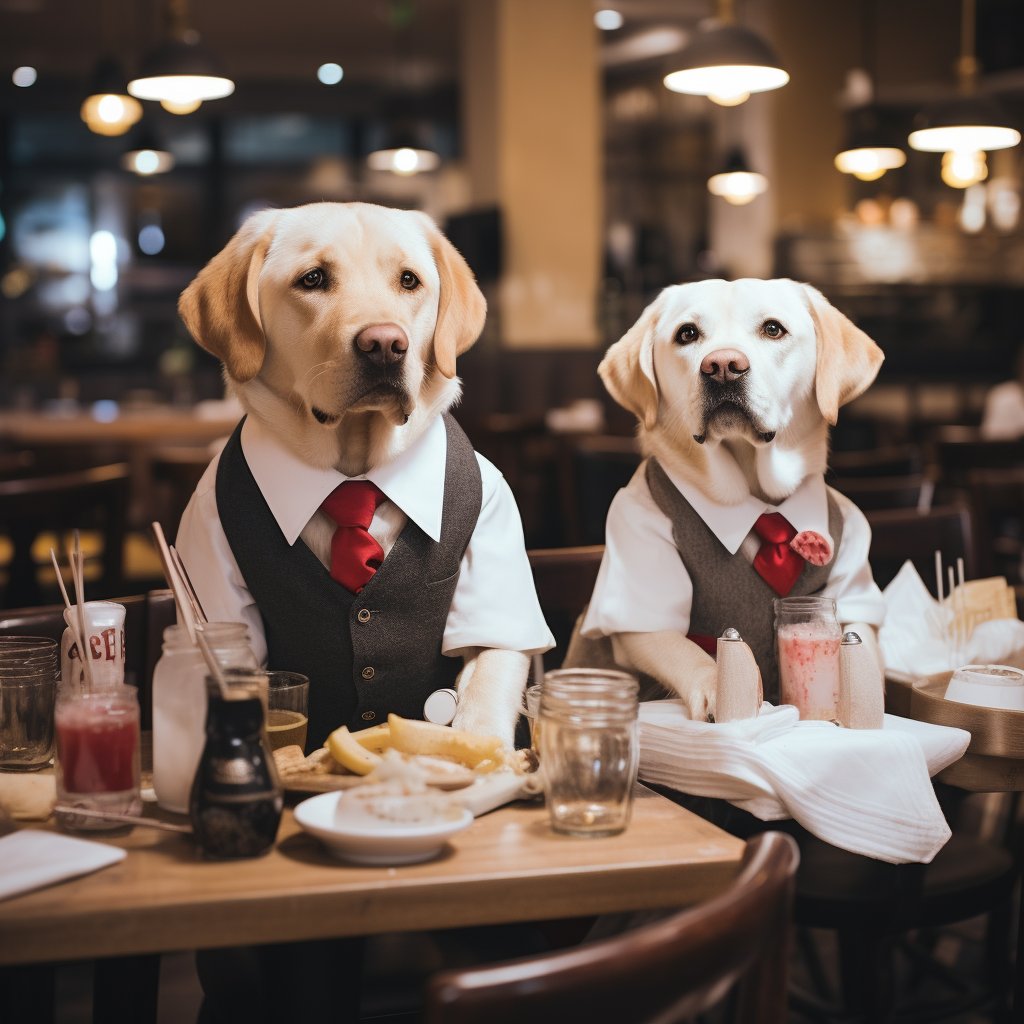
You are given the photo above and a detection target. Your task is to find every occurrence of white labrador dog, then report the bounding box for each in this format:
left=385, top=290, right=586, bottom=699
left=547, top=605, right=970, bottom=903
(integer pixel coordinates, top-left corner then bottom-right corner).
left=177, top=202, right=533, bottom=744
left=588, top=278, right=885, bottom=718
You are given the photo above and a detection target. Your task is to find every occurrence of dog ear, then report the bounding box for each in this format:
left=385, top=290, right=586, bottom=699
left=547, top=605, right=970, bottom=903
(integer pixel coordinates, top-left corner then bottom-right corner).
left=414, top=213, right=487, bottom=379
left=801, top=283, right=884, bottom=425
left=178, top=209, right=278, bottom=384
left=599, top=296, right=661, bottom=430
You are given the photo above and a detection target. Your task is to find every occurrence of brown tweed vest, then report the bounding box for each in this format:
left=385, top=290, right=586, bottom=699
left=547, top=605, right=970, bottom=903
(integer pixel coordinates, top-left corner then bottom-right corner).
left=645, top=458, right=844, bottom=702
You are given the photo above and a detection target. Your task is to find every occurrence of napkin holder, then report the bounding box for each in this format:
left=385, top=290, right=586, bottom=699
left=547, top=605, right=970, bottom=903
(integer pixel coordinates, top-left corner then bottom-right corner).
left=716, top=627, right=761, bottom=722
left=839, top=631, right=884, bottom=729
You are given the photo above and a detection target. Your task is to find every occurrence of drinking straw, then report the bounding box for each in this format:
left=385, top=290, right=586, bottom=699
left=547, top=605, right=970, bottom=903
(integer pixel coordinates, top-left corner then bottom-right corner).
left=151, top=522, right=230, bottom=700
left=947, top=565, right=958, bottom=665
left=50, top=546, right=92, bottom=692
left=934, top=550, right=944, bottom=606
left=170, top=545, right=207, bottom=624
left=69, top=531, right=97, bottom=693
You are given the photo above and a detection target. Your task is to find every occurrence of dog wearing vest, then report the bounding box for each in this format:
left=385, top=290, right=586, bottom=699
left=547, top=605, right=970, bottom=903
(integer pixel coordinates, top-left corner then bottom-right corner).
left=176, top=203, right=553, bottom=750
left=577, top=279, right=887, bottom=721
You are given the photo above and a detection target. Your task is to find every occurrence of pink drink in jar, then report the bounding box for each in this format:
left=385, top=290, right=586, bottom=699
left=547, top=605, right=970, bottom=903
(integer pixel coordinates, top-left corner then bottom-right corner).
left=774, top=597, right=842, bottom=721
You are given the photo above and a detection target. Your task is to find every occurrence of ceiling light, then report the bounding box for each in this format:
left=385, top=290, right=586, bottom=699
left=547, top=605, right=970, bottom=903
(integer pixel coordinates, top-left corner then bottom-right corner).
left=908, top=0, right=1020, bottom=154
left=317, top=62, right=344, bottom=85
left=663, top=0, right=787, bottom=106
left=941, top=149, right=988, bottom=188
left=129, top=0, right=234, bottom=108
left=121, top=131, right=174, bottom=175
left=594, top=9, right=623, bottom=31
left=835, top=106, right=906, bottom=181
left=80, top=57, right=143, bottom=137
left=707, top=148, right=767, bottom=205
left=12, top=66, right=37, bottom=88
left=160, top=97, right=202, bottom=114
left=367, top=145, right=440, bottom=176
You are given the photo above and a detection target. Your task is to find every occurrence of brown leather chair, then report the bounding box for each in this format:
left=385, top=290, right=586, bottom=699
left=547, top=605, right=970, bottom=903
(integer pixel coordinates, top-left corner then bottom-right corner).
left=0, top=463, right=129, bottom=608
left=424, top=831, right=799, bottom=1024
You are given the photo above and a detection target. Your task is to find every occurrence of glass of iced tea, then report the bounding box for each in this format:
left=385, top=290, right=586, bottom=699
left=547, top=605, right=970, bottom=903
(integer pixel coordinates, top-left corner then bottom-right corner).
left=774, top=596, right=842, bottom=721
left=265, top=672, right=309, bottom=752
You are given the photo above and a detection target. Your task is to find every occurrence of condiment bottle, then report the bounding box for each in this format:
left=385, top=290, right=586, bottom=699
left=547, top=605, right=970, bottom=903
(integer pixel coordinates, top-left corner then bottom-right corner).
left=152, top=623, right=258, bottom=814
left=190, top=669, right=282, bottom=859
left=715, top=627, right=762, bottom=722
left=838, top=631, right=884, bottom=729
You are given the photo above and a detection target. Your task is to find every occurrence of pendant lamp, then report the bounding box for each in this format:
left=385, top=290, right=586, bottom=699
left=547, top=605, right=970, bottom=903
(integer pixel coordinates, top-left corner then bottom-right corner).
left=367, top=130, right=441, bottom=176
left=128, top=0, right=234, bottom=111
left=835, top=105, right=906, bottom=181
left=81, top=56, right=143, bottom=137
left=121, top=129, right=174, bottom=176
left=908, top=0, right=1019, bottom=154
left=707, top=148, right=767, bottom=205
left=664, top=0, right=788, bottom=106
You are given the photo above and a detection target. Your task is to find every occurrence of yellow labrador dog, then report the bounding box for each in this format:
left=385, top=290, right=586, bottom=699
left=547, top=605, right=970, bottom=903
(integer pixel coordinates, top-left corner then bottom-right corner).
left=579, top=278, right=885, bottom=719
left=176, top=203, right=550, bottom=748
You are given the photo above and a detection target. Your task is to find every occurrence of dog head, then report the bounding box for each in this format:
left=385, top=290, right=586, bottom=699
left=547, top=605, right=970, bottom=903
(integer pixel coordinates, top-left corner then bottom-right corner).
left=600, top=278, right=883, bottom=443
left=178, top=202, right=486, bottom=459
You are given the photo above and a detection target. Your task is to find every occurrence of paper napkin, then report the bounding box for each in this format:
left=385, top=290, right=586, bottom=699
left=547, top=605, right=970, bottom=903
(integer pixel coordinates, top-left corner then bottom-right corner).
left=0, top=830, right=126, bottom=901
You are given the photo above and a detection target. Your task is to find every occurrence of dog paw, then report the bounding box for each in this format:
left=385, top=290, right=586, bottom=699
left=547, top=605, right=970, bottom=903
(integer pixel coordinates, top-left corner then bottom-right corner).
left=790, top=530, right=833, bottom=567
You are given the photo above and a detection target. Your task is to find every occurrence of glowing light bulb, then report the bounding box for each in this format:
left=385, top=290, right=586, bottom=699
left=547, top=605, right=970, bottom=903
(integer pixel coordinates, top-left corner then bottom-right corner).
left=161, top=97, right=202, bottom=114
left=941, top=149, right=988, bottom=189
left=708, top=89, right=751, bottom=107
left=392, top=148, right=420, bottom=175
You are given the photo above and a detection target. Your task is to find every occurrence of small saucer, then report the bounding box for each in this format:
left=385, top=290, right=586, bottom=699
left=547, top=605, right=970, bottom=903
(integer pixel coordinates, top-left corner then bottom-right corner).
left=294, top=790, right=473, bottom=865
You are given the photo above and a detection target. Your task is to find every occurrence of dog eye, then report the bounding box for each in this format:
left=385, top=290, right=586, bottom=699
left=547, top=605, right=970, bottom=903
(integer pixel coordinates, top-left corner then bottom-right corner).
left=297, top=268, right=326, bottom=290
left=675, top=323, right=700, bottom=345
left=762, top=319, right=787, bottom=339
left=400, top=270, right=421, bottom=291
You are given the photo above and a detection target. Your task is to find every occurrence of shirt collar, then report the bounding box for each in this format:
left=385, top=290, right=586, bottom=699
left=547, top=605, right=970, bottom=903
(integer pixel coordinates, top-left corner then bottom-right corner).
left=240, top=414, right=447, bottom=545
left=656, top=459, right=830, bottom=556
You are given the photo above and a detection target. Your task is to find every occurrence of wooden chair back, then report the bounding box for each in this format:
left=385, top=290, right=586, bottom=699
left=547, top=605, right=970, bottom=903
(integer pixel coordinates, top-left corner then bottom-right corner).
left=0, top=463, right=129, bottom=607
left=828, top=445, right=922, bottom=479
left=933, top=428, right=1024, bottom=487
left=528, top=546, right=604, bottom=667
left=829, top=475, right=935, bottom=514
left=424, top=831, right=799, bottom=1024
left=557, top=435, right=641, bottom=546
left=866, top=504, right=980, bottom=593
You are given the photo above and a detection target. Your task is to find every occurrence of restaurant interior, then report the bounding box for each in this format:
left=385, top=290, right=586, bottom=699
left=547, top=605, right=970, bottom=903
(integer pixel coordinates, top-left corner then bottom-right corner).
left=3, top=0, right=1024, bottom=1021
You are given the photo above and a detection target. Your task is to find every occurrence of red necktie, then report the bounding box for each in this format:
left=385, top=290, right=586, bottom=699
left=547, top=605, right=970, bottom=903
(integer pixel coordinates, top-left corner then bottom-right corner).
left=752, top=512, right=803, bottom=596
left=321, top=481, right=386, bottom=594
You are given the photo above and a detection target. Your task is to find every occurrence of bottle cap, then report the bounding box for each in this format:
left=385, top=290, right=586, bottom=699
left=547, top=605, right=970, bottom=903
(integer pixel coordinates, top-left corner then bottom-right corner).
left=423, top=688, right=459, bottom=725
left=720, top=627, right=742, bottom=642
left=842, top=631, right=863, bottom=645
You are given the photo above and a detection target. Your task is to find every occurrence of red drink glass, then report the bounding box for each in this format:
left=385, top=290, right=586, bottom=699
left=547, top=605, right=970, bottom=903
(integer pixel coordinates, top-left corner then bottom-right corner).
left=55, top=687, right=141, bottom=829
left=774, top=597, right=842, bottom=721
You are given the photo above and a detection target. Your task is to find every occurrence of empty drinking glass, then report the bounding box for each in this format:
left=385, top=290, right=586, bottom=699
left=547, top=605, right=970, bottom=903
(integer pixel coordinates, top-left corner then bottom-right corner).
left=0, top=636, right=58, bottom=771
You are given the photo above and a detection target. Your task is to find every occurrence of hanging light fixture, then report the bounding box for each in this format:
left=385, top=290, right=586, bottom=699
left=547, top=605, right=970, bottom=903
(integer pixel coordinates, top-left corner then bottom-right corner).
left=664, top=0, right=788, bottom=106
left=367, top=130, right=441, bottom=176
left=835, top=106, right=906, bottom=181
left=121, top=129, right=174, bottom=175
left=707, top=148, right=767, bottom=205
left=128, top=0, right=234, bottom=112
left=81, top=57, right=143, bottom=136
left=907, top=0, right=1020, bottom=154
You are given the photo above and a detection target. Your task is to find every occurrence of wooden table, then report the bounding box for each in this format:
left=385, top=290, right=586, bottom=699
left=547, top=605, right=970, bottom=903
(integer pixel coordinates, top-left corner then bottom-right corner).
left=0, top=787, right=743, bottom=966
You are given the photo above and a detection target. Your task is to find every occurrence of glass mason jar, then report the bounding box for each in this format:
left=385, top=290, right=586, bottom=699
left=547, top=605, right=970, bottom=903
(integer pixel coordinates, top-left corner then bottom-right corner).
left=55, top=685, right=142, bottom=829
left=152, top=623, right=259, bottom=814
left=538, top=669, right=639, bottom=838
left=190, top=669, right=283, bottom=860
left=774, top=596, right=842, bottom=721
left=0, top=636, right=58, bottom=771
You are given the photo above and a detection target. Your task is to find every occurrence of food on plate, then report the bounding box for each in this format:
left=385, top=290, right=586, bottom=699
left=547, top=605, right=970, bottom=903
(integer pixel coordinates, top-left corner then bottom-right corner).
left=338, top=750, right=465, bottom=826
left=387, top=714, right=503, bottom=768
left=327, top=726, right=383, bottom=776
left=352, top=722, right=393, bottom=754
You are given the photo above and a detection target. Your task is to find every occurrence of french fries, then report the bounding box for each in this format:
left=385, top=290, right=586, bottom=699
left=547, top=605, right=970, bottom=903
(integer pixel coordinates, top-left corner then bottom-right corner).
left=387, top=714, right=503, bottom=768
left=353, top=722, right=393, bottom=755
left=327, top=726, right=383, bottom=775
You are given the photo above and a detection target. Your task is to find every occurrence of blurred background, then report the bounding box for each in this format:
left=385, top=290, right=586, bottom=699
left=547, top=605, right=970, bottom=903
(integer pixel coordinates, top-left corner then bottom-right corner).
left=2, top=0, right=1024, bottom=606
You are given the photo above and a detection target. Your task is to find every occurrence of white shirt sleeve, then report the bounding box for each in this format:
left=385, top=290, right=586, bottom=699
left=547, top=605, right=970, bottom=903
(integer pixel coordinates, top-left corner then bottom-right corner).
left=174, top=454, right=270, bottom=666
left=442, top=455, right=555, bottom=657
left=581, top=464, right=695, bottom=637
left=823, top=487, right=887, bottom=627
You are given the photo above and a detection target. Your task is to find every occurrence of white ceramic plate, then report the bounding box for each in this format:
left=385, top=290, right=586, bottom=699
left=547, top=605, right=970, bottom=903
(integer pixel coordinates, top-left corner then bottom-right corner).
left=294, top=790, right=473, bottom=865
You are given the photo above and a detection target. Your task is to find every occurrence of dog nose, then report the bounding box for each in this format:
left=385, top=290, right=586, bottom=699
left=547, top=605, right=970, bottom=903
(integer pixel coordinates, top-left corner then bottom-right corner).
left=355, top=324, right=408, bottom=368
left=700, top=348, right=750, bottom=384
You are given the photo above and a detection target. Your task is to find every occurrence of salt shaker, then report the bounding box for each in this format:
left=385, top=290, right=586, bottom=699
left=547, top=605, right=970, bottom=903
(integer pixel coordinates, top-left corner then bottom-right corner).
left=715, top=627, right=762, bottom=722
left=838, top=631, right=884, bottom=729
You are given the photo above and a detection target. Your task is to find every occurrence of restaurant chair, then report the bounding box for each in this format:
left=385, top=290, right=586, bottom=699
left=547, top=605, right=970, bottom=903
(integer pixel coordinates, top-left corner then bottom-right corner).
left=556, top=434, right=641, bottom=546
left=933, top=427, right=1024, bottom=488
left=829, top=474, right=935, bottom=514
left=827, top=444, right=923, bottom=480
left=966, top=467, right=1024, bottom=587
left=527, top=546, right=604, bottom=671
left=865, top=504, right=981, bottom=592
left=423, top=831, right=799, bottom=1024
left=0, top=463, right=129, bottom=608
left=151, top=447, right=213, bottom=543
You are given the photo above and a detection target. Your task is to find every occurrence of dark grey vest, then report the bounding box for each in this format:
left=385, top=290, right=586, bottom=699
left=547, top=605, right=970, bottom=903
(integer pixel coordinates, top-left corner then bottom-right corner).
left=645, top=458, right=844, bottom=703
left=216, top=414, right=482, bottom=750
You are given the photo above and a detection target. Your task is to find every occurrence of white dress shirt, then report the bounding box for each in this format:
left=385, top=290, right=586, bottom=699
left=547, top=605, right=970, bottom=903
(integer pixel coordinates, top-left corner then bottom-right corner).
left=176, top=414, right=554, bottom=666
left=582, top=459, right=885, bottom=639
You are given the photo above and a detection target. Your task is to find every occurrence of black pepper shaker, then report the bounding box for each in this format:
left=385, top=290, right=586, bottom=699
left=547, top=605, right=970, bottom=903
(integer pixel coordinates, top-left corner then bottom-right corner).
left=189, top=670, right=283, bottom=859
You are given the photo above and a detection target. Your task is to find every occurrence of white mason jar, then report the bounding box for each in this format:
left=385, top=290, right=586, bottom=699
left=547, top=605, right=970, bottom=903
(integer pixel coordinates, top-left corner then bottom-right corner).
left=152, top=622, right=258, bottom=814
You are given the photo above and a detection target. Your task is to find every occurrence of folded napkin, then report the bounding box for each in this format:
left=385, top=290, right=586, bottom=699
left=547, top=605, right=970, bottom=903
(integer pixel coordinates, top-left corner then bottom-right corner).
left=638, top=701, right=970, bottom=864
left=880, top=560, right=1024, bottom=676
left=0, top=830, right=126, bottom=901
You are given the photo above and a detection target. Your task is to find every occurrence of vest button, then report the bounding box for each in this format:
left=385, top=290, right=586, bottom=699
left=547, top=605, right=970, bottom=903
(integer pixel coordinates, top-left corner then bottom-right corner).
left=361, top=710, right=376, bottom=721
left=357, top=608, right=371, bottom=623
left=361, top=666, right=375, bottom=680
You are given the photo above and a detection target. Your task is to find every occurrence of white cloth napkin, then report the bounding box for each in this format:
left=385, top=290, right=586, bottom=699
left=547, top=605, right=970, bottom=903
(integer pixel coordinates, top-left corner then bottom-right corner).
left=0, top=830, right=126, bottom=901
left=879, top=560, right=1024, bottom=676
left=638, top=701, right=970, bottom=864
